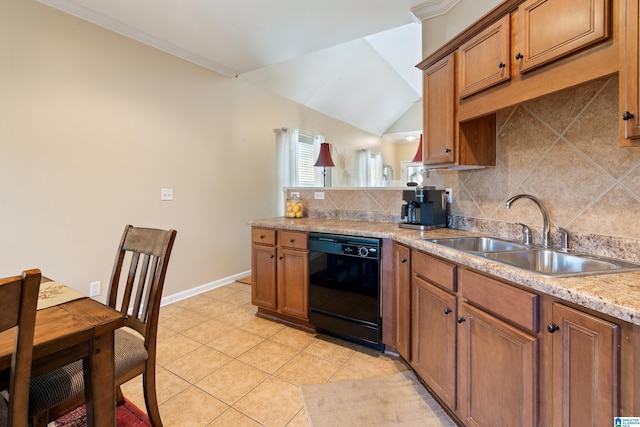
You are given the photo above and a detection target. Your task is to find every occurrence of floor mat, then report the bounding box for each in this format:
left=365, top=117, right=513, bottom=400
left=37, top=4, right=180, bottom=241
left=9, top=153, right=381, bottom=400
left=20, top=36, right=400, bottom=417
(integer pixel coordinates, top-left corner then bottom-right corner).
left=50, top=399, right=150, bottom=427
left=301, top=371, right=457, bottom=427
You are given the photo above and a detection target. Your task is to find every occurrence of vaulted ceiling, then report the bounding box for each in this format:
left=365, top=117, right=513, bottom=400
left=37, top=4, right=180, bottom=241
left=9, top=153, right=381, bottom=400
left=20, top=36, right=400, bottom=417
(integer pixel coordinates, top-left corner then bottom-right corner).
left=37, top=0, right=466, bottom=136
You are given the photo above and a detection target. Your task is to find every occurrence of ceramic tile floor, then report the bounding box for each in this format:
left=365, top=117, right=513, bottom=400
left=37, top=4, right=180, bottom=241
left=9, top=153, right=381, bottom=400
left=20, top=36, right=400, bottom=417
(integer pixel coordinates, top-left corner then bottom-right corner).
left=120, top=281, right=410, bottom=427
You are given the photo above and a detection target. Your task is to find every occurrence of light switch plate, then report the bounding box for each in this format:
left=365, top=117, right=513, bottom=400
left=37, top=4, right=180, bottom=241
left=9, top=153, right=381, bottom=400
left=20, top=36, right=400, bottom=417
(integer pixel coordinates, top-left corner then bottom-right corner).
left=89, top=281, right=101, bottom=297
left=161, top=188, right=173, bottom=201
left=314, top=192, right=325, bottom=200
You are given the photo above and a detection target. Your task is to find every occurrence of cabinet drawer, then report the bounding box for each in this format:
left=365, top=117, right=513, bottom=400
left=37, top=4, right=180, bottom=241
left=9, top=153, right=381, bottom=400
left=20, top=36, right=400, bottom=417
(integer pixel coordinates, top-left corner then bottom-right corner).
left=252, top=227, right=276, bottom=245
left=459, top=269, right=538, bottom=333
left=279, top=230, right=307, bottom=249
left=412, top=251, right=457, bottom=292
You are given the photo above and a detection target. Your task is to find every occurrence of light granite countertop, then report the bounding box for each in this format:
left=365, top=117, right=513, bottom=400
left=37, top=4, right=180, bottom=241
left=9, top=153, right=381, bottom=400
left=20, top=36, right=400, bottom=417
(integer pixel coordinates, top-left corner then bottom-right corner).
left=249, top=217, right=640, bottom=326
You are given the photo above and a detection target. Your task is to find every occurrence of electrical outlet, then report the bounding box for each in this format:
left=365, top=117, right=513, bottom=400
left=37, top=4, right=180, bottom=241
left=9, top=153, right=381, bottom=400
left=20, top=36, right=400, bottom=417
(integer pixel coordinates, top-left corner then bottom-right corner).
left=445, top=188, right=453, bottom=204
left=314, top=192, right=325, bottom=200
left=89, top=281, right=101, bottom=297
left=290, top=191, right=300, bottom=198
left=160, top=188, right=173, bottom=201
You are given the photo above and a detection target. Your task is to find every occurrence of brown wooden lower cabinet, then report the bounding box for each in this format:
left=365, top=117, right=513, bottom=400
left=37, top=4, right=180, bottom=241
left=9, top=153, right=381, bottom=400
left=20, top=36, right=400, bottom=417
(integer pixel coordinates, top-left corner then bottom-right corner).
left=251, top=243, right=277, bottom=311
left=549, top=302, right=619, bottom=426
left=411, top=275, right=457, bottom=409
left=251, top=227, right=308, bottom=321
left=406, top=250, right=625, bottom=427
left=393, top=242, right=411, bottom=360
left=277, top=246, right=308, bottom=319
left=457, top=302, right=538, bottom=426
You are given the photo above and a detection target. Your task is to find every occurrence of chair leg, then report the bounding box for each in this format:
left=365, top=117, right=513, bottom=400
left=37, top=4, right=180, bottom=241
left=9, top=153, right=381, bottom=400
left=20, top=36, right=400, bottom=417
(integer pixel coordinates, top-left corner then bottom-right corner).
left=142, top=366, right=163, bottom=427
left=116, top=384, right=125, bottom=406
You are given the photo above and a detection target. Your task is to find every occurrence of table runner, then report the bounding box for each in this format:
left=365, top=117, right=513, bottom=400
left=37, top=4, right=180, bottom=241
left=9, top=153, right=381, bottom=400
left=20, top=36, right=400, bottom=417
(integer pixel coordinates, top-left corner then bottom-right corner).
left=37, top=281, right=87, bottom=310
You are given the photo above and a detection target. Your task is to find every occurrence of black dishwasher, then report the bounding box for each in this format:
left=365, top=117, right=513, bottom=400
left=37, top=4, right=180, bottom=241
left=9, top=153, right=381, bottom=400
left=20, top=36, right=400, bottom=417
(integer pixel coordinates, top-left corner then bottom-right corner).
left=308, top=233, right=382, bottom=350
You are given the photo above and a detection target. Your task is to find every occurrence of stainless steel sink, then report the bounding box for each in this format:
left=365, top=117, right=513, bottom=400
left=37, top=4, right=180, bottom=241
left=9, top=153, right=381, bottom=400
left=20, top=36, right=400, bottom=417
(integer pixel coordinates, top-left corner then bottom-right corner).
left=480, top=249, right=640, bottom=277
left=423, top=236, right=530, bottom=252
left=423, top=235, right=640, bottom=277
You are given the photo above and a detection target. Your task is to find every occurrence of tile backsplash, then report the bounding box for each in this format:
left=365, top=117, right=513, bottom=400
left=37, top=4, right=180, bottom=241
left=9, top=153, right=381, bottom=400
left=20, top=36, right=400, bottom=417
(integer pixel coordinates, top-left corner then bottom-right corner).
left=286, top=75, right=640, bottom=261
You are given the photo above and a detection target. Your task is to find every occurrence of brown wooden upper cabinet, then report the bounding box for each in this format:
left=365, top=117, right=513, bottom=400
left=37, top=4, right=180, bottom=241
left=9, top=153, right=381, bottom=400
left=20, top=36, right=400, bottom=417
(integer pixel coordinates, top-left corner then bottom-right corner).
left=458, top=15, right=511, bottom=99
left=620, top=0, right=640, bottom=146
left=423, top=53, right=456, bottom=166
left=517, top=0, right=611, bottom=73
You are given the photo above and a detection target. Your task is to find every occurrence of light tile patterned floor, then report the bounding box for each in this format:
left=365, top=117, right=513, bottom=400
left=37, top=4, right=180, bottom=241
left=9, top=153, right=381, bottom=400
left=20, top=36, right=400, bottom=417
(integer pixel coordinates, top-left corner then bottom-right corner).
left=120, top=281, right=410, bottom=427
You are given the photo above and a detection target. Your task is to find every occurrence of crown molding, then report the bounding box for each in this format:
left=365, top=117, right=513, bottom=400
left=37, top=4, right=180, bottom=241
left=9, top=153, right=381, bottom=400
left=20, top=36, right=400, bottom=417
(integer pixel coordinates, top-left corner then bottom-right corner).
left=37, top=0, right=238, bottom=77
left=410, top=0, right=462, bottom=21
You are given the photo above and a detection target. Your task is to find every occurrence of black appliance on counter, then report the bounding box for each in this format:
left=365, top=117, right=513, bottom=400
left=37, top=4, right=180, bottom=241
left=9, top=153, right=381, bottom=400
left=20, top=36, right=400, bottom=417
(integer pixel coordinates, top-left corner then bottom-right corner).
left=307, top=233, right=383, bottom=351
left=400, top=186, right=447, bottom=230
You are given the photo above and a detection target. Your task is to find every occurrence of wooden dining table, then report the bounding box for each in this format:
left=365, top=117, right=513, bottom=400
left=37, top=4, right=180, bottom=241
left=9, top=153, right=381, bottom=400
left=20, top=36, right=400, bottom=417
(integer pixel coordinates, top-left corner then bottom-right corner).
left=0, top=279, right=125, bottom=427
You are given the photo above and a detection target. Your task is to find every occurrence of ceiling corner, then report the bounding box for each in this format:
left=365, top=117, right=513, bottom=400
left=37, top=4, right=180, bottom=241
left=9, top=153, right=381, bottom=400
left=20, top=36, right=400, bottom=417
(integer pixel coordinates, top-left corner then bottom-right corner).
left=410, top=0, right=461, bottom=21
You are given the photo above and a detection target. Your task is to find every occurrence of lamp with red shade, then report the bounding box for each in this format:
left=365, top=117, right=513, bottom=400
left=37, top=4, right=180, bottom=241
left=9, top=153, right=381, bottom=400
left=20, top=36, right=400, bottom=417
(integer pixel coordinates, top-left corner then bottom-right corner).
left=314, top=142, right=335, bottom=187
left=412, top=134, right=423, bottom=163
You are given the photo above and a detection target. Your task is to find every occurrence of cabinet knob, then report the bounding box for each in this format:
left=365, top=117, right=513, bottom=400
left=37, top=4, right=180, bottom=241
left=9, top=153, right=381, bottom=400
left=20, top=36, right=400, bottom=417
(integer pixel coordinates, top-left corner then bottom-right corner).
left=498, top=61, right=506, bottom=69
left=290, top=239, right=295, bottom=243
left=622, top=111, right=635, bottom=121
left=444, top=308, right=452, bottom=314
left=270, top=254, right=275, bottom=259
left=515, top=52, right=523, bottom=60
left=278, top=256, right=283, bottom=260
left=445, top=148, right=452, bottom=153
left=457, top=316, right=465, bottom=323
left=259, top=235, right=265, bottom=239
left=401, top=258, right=407, bottom=263
left=547, top=323, right=560, bottom=333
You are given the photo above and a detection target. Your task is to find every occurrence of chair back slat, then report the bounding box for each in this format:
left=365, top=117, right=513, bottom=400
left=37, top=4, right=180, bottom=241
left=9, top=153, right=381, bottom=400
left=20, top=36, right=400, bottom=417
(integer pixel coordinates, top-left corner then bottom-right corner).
left=119, top=253, right=140, bottom=315
left=106, top=225, right=176, bottom=345
left=0, top=269, right=40, bottom=427
left=131, top=254, right=151, bottom=320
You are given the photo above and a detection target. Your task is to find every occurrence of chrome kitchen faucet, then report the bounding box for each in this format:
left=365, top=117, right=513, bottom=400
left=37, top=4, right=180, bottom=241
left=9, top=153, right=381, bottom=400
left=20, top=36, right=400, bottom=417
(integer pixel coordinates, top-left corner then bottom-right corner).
left=506, top=194, right=551, bottom=248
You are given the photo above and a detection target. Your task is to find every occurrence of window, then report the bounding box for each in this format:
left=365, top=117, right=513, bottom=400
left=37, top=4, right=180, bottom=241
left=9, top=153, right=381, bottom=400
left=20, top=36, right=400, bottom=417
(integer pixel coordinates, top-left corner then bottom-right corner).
left=297, top=133, right=317, bottom=186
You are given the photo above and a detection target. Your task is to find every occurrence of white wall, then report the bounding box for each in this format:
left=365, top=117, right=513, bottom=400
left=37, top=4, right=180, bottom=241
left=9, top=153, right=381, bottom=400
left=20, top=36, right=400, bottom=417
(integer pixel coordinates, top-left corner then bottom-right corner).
left=0, top=0, right=384, bottom=300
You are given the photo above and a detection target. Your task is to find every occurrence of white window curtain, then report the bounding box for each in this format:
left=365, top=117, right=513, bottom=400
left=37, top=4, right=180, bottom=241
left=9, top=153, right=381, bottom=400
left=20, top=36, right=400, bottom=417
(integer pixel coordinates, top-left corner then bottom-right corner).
left=354, top=150, right=369, bottom=187
left=370, top=151, right=383, bottom=187
left=275, top=127, right=299, bottom=215
left=354, top=149, right=383, bottom=187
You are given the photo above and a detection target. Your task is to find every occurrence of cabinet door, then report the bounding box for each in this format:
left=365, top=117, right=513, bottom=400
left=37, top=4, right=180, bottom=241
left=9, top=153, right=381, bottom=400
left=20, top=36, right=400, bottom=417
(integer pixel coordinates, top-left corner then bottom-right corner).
left=620, top=0, right=640, bottom=144
left=424, top=53, right=456, bottom=166
left=549, top=303, right=619, bottom=427
left=251, top=244, right=277, bottom=310
left=457, top=302, right=538, bottom=427
left=412, top=276, right=457, bottom=409
left=278, top=247, right=309, bottom=320
left=458, top=15, right=511, bottom=98
left=518, top=0, right=611, bottom=73
left=393, top=243, right=411, bottom=360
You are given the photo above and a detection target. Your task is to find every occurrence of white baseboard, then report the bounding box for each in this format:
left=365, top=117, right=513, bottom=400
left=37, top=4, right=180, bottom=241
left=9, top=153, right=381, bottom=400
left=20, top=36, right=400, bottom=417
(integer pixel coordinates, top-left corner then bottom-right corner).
left=160, top=270, right=251, bottom=307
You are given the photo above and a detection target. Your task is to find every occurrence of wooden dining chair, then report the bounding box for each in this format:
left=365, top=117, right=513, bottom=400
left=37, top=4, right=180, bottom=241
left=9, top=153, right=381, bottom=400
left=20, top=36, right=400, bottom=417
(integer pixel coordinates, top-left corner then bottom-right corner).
left=28, top=225, right=176, bottom=427
left=0, top=269, right=41, bottom=427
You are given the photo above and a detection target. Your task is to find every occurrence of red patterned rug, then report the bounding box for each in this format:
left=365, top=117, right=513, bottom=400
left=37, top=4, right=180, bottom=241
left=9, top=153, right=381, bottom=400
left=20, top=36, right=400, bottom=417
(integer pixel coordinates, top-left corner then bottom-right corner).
left=51, top=399, right=151, bottom=426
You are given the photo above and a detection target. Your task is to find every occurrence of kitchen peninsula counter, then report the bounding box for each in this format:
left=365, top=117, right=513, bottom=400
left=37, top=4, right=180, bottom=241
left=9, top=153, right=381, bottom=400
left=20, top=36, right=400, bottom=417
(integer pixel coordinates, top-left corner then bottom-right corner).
left=249, top=217, right=640, bottom=326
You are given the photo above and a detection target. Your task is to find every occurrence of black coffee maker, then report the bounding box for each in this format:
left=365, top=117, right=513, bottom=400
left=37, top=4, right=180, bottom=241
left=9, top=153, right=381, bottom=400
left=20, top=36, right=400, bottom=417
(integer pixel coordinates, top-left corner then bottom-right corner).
left=400, top=186, right=447, bottom=230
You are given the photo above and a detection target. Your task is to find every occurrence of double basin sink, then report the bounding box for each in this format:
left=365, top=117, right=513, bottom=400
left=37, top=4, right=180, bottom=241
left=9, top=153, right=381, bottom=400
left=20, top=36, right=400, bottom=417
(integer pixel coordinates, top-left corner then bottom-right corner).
left=423, top=236, right=640, bottom=277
